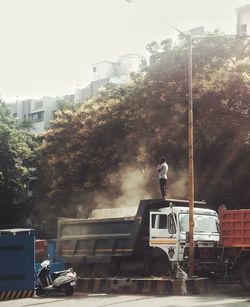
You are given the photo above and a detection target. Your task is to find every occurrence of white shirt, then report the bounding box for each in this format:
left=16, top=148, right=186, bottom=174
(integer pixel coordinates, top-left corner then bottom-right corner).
left=157, top=162, right=168, bottom=179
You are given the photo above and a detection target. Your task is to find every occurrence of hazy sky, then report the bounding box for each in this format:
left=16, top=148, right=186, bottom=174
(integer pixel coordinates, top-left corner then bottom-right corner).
left=0, top=0, right=249, bottom=102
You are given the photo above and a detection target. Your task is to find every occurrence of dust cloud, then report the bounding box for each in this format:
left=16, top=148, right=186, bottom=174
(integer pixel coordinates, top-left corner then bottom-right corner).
left=93, top=166, right=152, bottom=209
left=75, top=165, right=189, bottom=219
left=168, top=170, right=188, bottom=200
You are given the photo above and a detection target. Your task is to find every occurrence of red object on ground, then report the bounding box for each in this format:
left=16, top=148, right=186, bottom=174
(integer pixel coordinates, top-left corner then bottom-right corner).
left=219, top=205, right=250, bottom=247
left=35, top=239, right=48, bottom=262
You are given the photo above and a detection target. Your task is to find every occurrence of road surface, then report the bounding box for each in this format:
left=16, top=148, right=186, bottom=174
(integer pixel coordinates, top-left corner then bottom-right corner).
left=0, top=285, right=249, bottom=307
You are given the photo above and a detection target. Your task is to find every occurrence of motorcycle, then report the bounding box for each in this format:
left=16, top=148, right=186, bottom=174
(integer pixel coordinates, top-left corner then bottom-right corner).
left=36, top=260, right=77, bottom=296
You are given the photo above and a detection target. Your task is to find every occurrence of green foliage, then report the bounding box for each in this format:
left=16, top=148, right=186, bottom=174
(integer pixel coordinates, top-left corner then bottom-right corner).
left=0, top=100, right=40, bottom=225
left=41, top=32, right=250, bottom=210
left=16, top=118, right=34, bottom=131
left=56, top=98, right=78, bottom=112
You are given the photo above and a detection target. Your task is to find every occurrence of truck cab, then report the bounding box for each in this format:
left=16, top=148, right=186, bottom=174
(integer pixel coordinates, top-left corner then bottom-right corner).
left=149, top=202, right=221, bottom=274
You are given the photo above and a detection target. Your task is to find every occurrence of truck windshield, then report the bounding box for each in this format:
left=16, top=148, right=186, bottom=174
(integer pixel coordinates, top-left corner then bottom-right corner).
left=179, top=214, right=219, bottom=234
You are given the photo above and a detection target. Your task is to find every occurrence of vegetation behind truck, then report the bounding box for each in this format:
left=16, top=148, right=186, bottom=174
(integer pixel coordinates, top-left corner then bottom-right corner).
left=57, top=199, right=222, bottom=277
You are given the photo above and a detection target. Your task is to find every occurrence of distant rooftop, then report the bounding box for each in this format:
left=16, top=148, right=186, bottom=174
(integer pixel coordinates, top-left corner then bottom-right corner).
left=235, top=4, right=250, bottom=12
left=91, top=53, right=147, bottom=66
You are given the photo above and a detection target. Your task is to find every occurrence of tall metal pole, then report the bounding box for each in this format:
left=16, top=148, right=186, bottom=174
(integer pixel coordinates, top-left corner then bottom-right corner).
left=188, top=35, right=195, bottom=277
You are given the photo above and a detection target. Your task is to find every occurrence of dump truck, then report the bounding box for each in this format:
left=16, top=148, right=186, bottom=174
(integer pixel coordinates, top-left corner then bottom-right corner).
left=219, top=205, right=250, bottom=289
left=57, top=199, right=223, bottom=277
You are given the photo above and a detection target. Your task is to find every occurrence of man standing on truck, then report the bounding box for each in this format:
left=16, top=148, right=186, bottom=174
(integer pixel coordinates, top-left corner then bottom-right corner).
left=157, top=157, right=168, bottom=199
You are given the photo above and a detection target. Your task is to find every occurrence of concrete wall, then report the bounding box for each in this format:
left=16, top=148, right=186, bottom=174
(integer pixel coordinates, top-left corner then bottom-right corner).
left=92, top=55, right=145, bottom=82
left=42, top=96, right=58, bottom=129
left=92, top=61, right=118, bottom=81
left=75, top=86, right=91, bottom=103
left=75, top=78, right=110, bottom=103
left=90, top=77, right=110, bottom=95
left=32, top=120, right=45, bottom=134
left=236, top=5, right=250, bottom=35
left=118, top=54, right=144, bottom=77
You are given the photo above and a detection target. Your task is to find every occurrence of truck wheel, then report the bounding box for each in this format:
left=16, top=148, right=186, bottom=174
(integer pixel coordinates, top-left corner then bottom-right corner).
left=150, top=260, right=171, bottom=278
left=239, top=260, right=250, bottom=290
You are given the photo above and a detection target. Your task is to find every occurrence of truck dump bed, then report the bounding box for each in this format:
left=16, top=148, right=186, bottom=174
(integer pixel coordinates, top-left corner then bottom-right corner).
left=219, top=205, right=250, bottom=247
left=57, top=199, right=191, bottom=263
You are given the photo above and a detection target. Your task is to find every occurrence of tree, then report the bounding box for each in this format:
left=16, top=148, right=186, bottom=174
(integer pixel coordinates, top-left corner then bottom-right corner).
left=40, top=32, right=250, bottom=213
left=0, top=100, right=40, bottom=225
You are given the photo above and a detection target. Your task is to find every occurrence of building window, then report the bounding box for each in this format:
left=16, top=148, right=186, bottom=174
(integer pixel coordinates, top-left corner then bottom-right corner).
left=29, top=111, right=44, bottom=122
left=92, top=66, right=96, bottom=72
left=241, top=24, right=247, bottom=33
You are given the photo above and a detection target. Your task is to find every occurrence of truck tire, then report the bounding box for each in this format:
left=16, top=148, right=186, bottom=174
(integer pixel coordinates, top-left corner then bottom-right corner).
left=150, top=260, right=171, bottom=277
left=239, top=260, right=250, bottom=290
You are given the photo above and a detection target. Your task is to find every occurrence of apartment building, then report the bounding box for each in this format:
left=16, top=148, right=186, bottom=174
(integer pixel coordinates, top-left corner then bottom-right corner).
left=236, top=4, right=250, bottom=35
left=10, top=93, right=76, bottom=134
left=10, top=97, right=58, bottom=134
left=75, top=54, right=146, bottom=103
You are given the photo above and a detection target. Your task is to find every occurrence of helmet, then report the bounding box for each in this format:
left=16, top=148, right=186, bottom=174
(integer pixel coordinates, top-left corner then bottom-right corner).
left=40, top=260, right=50, bottom=269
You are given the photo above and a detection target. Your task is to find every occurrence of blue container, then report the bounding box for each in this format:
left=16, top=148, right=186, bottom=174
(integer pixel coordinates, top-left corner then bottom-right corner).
left=48, top=239, right=56, bottom=262
left=48, top=239, right=64, bottom=262
left=0, top=228, right=35, bottom=292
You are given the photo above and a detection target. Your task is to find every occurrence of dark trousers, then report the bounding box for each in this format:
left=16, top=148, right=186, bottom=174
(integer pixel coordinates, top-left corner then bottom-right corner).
left=159, top=178, right=167, bottom=198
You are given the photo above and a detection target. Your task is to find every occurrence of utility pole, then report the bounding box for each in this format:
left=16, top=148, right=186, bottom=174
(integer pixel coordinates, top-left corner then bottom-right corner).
left=188, top=34, right=194, bottom=277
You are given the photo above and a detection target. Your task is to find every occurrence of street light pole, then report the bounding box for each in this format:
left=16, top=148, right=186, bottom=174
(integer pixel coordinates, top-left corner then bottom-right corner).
left=188, top=35, right=195, bottom=277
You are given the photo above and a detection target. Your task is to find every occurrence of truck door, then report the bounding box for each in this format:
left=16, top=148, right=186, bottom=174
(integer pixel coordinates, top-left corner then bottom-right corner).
left=150, top=212, right=178, bottom=262
left=150, top=213, right=168, bottom=241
